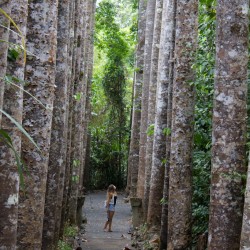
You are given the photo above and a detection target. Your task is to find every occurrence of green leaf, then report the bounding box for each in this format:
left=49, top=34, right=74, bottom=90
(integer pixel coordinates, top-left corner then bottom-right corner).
left=73, top=92, right=82, bottom=101
left=7, top=47, right=19, bottom=61
left=163, top=127, right=171, bottom=136
left=147, top=124, right=154, bottom=136
left=0, top=109, right=40, bottom=151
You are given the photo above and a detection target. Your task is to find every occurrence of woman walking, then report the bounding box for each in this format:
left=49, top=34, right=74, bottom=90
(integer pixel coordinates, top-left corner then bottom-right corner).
left=103, top=184, right=117, bottom=232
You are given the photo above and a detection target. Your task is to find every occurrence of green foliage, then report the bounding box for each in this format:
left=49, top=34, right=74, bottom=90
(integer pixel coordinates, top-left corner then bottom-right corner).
left=57, top=240, right=72, bottom=250
left=89, top=0, right=135, bottom=189
left=163, top=127, right=171, bottom=136
left=73, top=92, right=82, bottom=101
left=146, top=124, right=154, bottom=136
left=191, top=0, right=216, bottom=244
left=57, top=224, right=78, bottom=250
left=64, top=225, right=78, bottom=237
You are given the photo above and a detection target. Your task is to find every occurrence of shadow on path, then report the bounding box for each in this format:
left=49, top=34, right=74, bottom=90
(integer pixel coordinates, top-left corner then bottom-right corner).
left=82, top=190, right=134, bottom=250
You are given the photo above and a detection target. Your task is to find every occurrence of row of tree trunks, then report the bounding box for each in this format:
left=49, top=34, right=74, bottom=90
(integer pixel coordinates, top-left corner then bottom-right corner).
left=127, top=0, right=147, bottom=198
left=127, top=0, right=249, bottom=249
left=67, top=0, right=86, bottom=225
left=0, top=0, right=96, bottom=249
left=143, top=0, right=163, bottom=221
left=42, top=0, right=70, bottom=248
left=147, top=0, right=175, bottom=235
left=159, top=0, right=176, bottom=248
left=137, top=0, right=156, bottom=204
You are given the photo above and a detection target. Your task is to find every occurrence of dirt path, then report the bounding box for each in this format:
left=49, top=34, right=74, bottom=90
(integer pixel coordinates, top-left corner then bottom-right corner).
left=82, top=190, right=134, bottom=250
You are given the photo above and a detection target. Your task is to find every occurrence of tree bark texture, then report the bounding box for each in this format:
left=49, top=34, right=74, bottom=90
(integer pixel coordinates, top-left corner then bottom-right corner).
left=16, top=1, right=58, bottom=248
left=79, top=0, right=94, bottom=192
left=59, top=0, right=76, bottom=236
left=0, top=0, right=28, bottom=248
left=53, top=1, right=72, bottom=240
left=143, top=0, right=163, bottom=222
left=68, top=0, right=86, bottom=225
left=167, top=0, right=198, bottom=249
left=0, top=0, right=11, bottom=124
left=159, top=1, right=176, bottom=248
left=128, top=0, right=147, bottom=197
left=208, top=1, right=248, bottom=249
left=42, top=0, right=70, bottom=249
left=147, top=0, right=175, bottom=232
left=137, top=0, right=156, bottom=200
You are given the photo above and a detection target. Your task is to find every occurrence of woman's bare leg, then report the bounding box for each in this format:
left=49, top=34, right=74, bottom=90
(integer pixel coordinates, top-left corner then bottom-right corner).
left=103, top=211, right=110, bottom=230
left=108, top=211, right=115, bottom=231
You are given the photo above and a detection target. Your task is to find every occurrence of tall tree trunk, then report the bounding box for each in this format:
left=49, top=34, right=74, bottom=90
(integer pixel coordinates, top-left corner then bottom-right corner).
left=137, top=0, right=156, bottom=201
left=67, top=0, right=86, bottom=224
left=127, top=0, right=147, bottom=197
left=59, top=0, right=76, bottom=236
left=0, top=0, right=28, bottom=248
left=144, top=0, right=163, bottom=222
left=82, top=0, right=97, bottom=191
left=16, top=1, right=58, bottom=248
left=147, top=0, right=174, bottom=232
left=0, top=1, right=11, bottom=124
left=159, top=1, right=176, bottom=248
left=208, top=0, right=248, bottom=249
left=42, top=0, right=70, bottom=249
left=167, top=0, right=198, bottom=249
left=79, top=0, right=94, bottom=193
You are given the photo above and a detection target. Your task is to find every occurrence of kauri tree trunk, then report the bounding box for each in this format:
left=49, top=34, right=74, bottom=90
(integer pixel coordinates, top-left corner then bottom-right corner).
left=147, top=0, right=174, bottom=232
left=137, top=0, right=156, bottom=201
left=208, top=0, right=248, bottom=249
left=144, top=0, right=163, bottom=222
left=17, top=1, right=58, bottom=248
left=42, top=0, right=70, bottom=249
left=127, top=0, right=147, bottom=197
left=59, top=0, right=76, bottom=236
left=159, top=0, right=177, bottom=248
left=167, top=0, right=198, bottom=249
left=0, top=0, right=28, bottom=248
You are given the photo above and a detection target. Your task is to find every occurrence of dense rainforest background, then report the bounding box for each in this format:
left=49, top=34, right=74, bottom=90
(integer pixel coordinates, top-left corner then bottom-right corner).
left=0, top=0, right=249, bottom=249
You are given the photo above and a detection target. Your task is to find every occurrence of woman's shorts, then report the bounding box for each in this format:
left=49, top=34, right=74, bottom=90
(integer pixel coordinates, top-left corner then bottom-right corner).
left=108, top=204, right=115, bottom=212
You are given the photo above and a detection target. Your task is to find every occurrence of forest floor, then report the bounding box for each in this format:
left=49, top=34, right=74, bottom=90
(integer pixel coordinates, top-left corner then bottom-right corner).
left=80, top=190, right=135, bottom=250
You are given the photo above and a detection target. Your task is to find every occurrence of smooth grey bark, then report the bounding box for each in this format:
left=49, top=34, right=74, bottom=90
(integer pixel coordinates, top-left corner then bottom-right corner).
left=16, top=1, right=58, bottom=248
left=167, top=0, right=198, bottom=249
left=42, top=0, right=70, bottom=249
left=208, top=0, right=249, bottom=249
left=0, top=0, right=11, bottom=124
left=127, top=0, right=147, bottom=197
left=0, top=0, right=28, bottom=248
left=144, top=0, right=163, bottom=222
left=137, top=0, right=156, bottom=200
left=147, top=0, right=175, bottom=232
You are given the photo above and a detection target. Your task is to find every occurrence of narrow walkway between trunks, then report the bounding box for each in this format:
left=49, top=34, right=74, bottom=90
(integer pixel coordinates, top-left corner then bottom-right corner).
left=82, top=190, right=134, bottom=250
